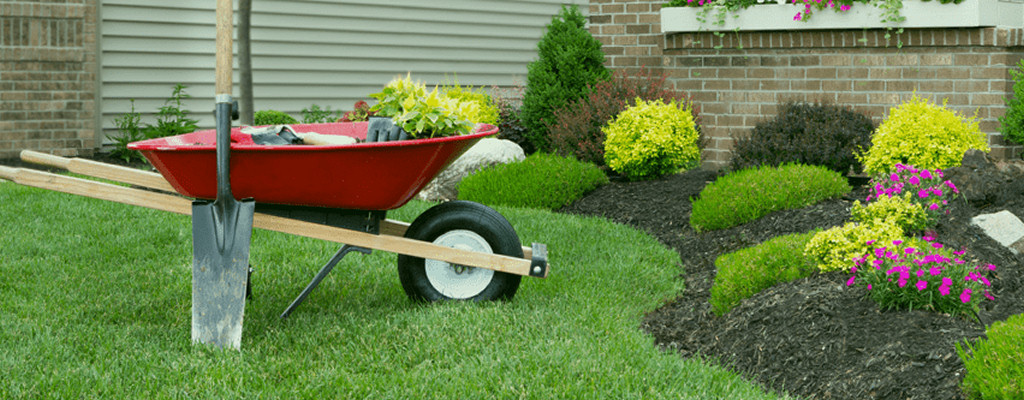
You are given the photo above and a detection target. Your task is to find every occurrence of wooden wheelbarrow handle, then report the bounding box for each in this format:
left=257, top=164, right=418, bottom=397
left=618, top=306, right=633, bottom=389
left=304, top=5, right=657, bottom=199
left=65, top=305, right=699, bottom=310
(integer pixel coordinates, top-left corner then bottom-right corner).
left=0, top=159, right=547, bottom=278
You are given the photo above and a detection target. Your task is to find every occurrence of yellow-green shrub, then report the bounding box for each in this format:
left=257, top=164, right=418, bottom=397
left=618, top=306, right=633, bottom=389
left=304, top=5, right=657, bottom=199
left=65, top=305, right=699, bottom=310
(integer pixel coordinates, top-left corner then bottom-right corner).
left=603, top=98, right=700, bottom=180
left=804, top=221, right=904, bottom=272
left=850, top=193, right=930, bottom=233
left=441, top=83, right=499, bottom=125
left=859, top=95, right=989, bottom=174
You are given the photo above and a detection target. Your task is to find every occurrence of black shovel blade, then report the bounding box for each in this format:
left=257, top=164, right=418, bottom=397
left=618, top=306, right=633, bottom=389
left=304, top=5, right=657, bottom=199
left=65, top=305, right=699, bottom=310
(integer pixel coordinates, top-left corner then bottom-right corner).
left=191, top=197, right=255, bottom=349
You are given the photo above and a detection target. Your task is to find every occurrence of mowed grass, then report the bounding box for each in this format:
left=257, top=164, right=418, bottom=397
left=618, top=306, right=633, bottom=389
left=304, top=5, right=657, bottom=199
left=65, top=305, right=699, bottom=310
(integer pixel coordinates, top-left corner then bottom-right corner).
left=0, top=181, right=789, bottom=399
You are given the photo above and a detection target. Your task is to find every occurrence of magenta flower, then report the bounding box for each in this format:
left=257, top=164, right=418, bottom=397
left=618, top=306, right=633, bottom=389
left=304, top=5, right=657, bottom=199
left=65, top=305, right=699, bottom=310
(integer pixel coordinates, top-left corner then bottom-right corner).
left=867, top=284, right=872, bottom=290
left=918, top=190, right=930, bottom=199
left=987, top=264, right=997, bottom=271
left=920, top=169, right=933, bottom=179
left=898, top=278, right=907, bottom=288
left=929, top=266, right=941, bottom=276
left=847, top=276, right=856, bottom=286
left=960, top=288, right=972, bottom=304
left=794, top=12, right=802, bottom=21
left=931, top=242, right=943, bottom=249
left=890, top=173, right=900, bottom=182
left=984, top=290, right=994, bottom=301
left=939, top=285, right=950, bottom=296
left=916, top=280, right=927, bottom=291
left=916, top=269, right=925, bottom=278
left=942, top=277, right=953, bottom=286
left=929, top=203, right=940, bottom=211
left=839, top=4, right=851, bottom=10
left=909, top=175, right=920, bottom=185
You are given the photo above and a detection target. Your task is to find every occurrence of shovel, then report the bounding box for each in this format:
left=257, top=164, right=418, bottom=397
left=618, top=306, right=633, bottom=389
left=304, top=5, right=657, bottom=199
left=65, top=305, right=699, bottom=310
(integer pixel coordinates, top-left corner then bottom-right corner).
left=190, top=0, right=255, bottom=349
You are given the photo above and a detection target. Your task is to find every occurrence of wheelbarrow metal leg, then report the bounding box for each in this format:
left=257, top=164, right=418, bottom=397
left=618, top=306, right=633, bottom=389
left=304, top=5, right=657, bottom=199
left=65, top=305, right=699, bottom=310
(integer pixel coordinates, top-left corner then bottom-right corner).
left=280, top=245, right=371, bottom=318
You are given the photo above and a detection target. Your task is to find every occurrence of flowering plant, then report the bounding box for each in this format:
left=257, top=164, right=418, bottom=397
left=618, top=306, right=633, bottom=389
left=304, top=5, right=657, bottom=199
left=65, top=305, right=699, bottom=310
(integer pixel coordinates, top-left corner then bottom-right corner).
left=865, top=163, right=960, bottom=226
left=339, top=100, right=376, bottom=122
left=847, top=236, right=995, bottom=317
left=792, top=0, right=853, bottom=22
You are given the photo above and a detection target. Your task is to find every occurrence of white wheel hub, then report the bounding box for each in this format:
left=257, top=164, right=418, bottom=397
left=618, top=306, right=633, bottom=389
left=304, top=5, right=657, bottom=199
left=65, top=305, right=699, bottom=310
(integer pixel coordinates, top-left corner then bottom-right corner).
left=425, top=229, right=494, bottom=299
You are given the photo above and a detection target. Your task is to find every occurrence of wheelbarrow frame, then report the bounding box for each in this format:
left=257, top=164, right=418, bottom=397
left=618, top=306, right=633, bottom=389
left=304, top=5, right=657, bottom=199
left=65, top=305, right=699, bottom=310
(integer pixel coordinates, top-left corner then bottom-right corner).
left=0, top=150, right=549, bottom=314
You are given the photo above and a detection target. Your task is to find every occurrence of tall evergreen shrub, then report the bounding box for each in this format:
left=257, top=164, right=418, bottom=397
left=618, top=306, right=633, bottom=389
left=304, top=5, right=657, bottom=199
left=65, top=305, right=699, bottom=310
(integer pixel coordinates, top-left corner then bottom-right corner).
left=520, top=4, right=609, bottom=153
left=1000, top=59, right=1024, bottom=149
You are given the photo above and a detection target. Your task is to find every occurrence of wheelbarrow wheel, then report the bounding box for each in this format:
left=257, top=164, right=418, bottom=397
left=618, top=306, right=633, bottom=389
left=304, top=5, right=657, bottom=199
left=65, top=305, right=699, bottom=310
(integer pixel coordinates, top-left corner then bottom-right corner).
left=397, top=201, right=523, bottom=302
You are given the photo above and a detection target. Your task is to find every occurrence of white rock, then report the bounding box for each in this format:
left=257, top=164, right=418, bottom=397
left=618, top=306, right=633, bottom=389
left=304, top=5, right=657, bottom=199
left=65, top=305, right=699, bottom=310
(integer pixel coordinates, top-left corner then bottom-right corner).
left=970, top=210, right=1024, bottom=255
left=417, top=138, right=525, bottom=202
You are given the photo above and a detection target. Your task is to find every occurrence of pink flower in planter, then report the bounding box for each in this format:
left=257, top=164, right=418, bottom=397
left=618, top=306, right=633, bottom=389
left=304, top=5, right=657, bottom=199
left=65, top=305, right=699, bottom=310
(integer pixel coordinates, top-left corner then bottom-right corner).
left=839, top=4, right=851, bottom=11
left=916, top=280, right=927, bottom=291
left=939, top=284, right=950, bottom=296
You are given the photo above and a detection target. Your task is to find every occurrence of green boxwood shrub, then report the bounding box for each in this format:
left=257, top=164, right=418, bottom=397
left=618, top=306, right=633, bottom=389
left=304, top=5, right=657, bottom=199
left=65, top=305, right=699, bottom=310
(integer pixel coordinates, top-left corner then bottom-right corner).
left=254, top=110, right=299, bottom=125
left=457, top=153, right=608, bottom=210
left=859, top=94, right=990, bottom=174
left=690, top=163, right=851, bottom=232
left=999, top=60, right=1024, bottom=147
left=520, top=4, right=609, bottom=152
left=731, top=101, right=875, bottom=174
left=957, top=313, right=1024, bottom=399
left=711, top=231, right=819, bottom=316
left=603, top=98, right=700, bottom=180
left=803, top=220, right=905, bottom=272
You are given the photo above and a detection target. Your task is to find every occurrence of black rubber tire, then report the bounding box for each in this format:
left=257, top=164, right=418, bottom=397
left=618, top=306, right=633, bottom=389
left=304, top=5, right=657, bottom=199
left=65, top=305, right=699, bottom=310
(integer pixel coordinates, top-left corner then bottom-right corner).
left=397, top=201, right=523, bottom=302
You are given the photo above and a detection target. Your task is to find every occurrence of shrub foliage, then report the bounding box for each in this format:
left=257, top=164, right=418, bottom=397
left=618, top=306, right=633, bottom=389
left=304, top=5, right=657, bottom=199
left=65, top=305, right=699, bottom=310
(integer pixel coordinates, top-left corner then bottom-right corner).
left=547, top=68, right=694, bottom=169
left=999, top=60, right=1024, bottom=148
left=690, top=163, right=851, bottom=232
left=711, top=231, right=819, bottom=316
left=731, top=101, right=875, bottom=174
left=604, top=98, right=701, bottom=180
left=859, top=94, right=989, bottom=174
left=520, top=5, right=609, bottom=152
left=457, top=153, right=609, bottom=210
left=957, top=313, right=1024, bottom=400
left=254, top=110, right=299, bottom=125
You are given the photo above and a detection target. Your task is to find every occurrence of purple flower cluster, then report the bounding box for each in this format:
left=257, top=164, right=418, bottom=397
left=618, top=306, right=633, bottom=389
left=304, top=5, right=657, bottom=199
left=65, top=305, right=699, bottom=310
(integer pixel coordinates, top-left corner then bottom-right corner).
left=847, top=236, right=996, bottom=316
left=793, top=0, right=852, bottom=21
left=866, top=163, right=959, bottom=220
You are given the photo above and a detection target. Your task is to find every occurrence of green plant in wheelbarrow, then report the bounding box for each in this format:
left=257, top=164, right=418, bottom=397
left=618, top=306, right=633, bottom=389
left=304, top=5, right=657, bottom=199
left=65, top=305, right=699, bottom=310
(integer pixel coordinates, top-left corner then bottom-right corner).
left=367, top=74, right=485, bottom=140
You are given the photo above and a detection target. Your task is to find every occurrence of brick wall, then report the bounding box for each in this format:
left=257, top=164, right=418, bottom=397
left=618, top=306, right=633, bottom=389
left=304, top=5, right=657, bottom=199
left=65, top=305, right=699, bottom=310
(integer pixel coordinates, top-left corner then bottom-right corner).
left=0, top=0, right=98, bottom=160
left=589, top=0, right=1024, bottom=169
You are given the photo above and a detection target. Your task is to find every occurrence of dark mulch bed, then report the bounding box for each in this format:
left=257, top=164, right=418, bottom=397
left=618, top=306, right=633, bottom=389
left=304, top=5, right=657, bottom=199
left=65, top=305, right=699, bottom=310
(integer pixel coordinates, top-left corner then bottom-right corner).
left=559, top=169, right=1024, bottom=400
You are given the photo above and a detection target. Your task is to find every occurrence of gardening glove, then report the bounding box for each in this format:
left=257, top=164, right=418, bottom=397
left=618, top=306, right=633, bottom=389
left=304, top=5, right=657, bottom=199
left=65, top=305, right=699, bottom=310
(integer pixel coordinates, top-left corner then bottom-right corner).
left=367, top=116, right=410, bottom=143
left=243, top=125, right=304, bottom=145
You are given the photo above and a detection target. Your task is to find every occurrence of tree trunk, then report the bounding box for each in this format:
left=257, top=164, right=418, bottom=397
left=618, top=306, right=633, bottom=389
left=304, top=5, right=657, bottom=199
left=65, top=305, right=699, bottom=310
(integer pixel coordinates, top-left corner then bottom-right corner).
left=238, top=0, right=254, bottom=125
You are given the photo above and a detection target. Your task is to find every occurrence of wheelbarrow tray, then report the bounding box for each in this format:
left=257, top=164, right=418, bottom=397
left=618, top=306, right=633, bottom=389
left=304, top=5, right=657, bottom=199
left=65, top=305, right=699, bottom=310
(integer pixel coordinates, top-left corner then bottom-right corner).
left=128, top=122, right=496, bottom=210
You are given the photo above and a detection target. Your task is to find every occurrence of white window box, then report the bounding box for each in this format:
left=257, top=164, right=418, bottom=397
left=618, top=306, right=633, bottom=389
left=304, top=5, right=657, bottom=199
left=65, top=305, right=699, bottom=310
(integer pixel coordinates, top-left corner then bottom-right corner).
left=660, top=0, right=1024, bottom=33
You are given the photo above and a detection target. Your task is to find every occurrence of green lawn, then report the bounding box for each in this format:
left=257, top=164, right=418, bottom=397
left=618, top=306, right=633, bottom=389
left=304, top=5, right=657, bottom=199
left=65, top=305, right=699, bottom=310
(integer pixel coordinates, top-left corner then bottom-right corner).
left=0, top=181, right=788, bottom=399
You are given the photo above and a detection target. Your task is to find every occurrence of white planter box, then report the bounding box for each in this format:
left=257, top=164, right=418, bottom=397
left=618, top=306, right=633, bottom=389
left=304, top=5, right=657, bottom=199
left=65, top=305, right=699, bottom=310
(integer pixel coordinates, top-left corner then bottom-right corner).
left=661, top=0, right=1024, bottom=33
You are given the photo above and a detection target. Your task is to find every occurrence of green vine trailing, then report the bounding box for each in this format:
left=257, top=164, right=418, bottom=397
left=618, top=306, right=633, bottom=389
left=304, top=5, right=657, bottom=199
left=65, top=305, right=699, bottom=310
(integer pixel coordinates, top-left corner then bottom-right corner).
left=665, top=0, right=964, bottom=48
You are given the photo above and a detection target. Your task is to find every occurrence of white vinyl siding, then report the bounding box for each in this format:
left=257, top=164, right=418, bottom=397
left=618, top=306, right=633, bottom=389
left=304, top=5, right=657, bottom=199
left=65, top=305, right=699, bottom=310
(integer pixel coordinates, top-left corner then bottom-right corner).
left=99, top=0, right=588, bottom=141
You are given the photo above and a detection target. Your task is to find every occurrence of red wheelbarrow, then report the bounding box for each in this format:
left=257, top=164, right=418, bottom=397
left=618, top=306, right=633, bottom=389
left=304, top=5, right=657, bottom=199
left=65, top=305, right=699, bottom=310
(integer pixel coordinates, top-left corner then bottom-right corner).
left=0, top=122, right=548, bottom=344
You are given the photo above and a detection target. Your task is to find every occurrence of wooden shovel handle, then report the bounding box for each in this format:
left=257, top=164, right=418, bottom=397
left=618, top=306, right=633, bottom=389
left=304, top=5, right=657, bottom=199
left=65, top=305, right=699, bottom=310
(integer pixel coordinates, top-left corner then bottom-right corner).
left=215, top=0, right=233, bottom=97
